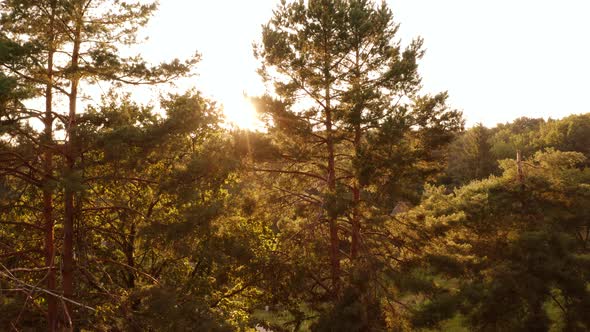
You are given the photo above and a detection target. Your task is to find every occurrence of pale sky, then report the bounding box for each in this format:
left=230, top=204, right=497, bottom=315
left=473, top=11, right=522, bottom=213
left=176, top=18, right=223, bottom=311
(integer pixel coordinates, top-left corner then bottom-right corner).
left=138, top=0, right=590, bottom=127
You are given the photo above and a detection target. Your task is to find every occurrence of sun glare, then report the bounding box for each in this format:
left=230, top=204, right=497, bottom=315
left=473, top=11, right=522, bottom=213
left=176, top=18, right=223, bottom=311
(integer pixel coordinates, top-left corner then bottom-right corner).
left=222, top=95, right=264, bottom=131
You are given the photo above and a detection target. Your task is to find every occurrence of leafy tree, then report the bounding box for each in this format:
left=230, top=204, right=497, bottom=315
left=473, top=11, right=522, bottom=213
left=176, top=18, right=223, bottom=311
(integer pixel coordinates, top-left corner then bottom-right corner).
left=445, top=123, right=497, bottom=187
left=444, top=114, right=590, bottom=188
left=489, top=117, right=545, bottom=160
left=540, top=113, right=590, bottom=160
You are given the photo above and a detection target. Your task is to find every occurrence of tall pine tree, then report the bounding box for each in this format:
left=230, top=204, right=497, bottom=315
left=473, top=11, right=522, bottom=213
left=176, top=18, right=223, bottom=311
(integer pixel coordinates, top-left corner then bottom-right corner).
left=254, top=0, right=462, bottom=328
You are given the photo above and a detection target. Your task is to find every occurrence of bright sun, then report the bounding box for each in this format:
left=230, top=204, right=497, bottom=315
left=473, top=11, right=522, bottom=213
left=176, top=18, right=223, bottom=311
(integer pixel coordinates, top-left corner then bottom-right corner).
left=222, top=95, right=263, bottom=131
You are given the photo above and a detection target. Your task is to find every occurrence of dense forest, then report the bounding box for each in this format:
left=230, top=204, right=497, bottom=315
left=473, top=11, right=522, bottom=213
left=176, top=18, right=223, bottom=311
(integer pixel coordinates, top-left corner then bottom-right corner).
left=1, top=0, right=589, bottom=331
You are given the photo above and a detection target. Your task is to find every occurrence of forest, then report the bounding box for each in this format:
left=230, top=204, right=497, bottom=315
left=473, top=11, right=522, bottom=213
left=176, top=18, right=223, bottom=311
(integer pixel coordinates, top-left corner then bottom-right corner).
left=1, top=0, right=589, bottom=331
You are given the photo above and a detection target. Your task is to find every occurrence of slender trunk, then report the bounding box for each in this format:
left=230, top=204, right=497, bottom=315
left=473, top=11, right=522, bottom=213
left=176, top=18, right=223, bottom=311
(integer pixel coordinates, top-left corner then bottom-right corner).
left=43, top=53, right=57, bottom=332
left=326, top=113, right=340, bottom=296
left=350, top=123, right=361, bottom=260
left=325, top=82, right=340, bottom=296
left=43, top=2, right=57, bottom=330
left=63, top=13, right=82, bottom=328
left=350, top=47, right=362, bottom=261
left=320, top=22, right=341, bottom=296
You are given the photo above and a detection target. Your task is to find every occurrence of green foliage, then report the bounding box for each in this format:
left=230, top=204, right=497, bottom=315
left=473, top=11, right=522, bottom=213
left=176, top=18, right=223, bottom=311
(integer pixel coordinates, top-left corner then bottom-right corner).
left=313, top=284, right=388, bottom=331
left=444, top=114, right=590, bottom=187
left=405, top=149, right=590, bottom=331
left=1, top=1, right=589, bottom=331
left=540, top=114, right=590, bottom=159
left=0, top=1, right=246, bottom=330
left=73, top=93, right=266, bottom=330
left=252, top=1, right=462, bottom=330
left=445, top=123, right=497, bottom=186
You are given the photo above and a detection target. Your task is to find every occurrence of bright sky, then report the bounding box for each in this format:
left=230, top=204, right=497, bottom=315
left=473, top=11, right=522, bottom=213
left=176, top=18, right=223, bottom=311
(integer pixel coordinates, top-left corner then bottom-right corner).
left=139, top=0, right=590, bottom=128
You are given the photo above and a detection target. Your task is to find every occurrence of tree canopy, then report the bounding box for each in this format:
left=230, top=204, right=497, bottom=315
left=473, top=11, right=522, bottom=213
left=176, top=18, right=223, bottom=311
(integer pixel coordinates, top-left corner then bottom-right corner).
left=0, top=1, right=588, bottom=331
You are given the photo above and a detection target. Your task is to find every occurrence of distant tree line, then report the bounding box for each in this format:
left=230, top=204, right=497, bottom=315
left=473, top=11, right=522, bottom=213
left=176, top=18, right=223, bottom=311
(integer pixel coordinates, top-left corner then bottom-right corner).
left=444, top=114, right=590, bottom=187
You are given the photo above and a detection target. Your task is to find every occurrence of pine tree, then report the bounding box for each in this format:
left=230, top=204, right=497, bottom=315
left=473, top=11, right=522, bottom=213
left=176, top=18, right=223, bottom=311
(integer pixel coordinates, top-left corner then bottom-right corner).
left=1, top=1, right=64, bottom=326
left=254, top=0, right=462, bottom=327
left=1, top=1, right=197, bottom=329
left=255, top=0, right=351, bottom=297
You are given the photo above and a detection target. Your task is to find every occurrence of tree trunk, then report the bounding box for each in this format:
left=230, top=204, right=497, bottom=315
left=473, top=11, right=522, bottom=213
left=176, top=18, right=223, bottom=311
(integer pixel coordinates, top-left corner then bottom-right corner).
left=325, top=86, right=340, bottom=296
left=350, top=47, right=362, bottom=261
left=43, top=2, right=57, bottom=329
left=43, top=78, right=57, bottom=332
left=63, top=12, right=82, bottom=329
left=351, top=122, right=361, bottom=260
